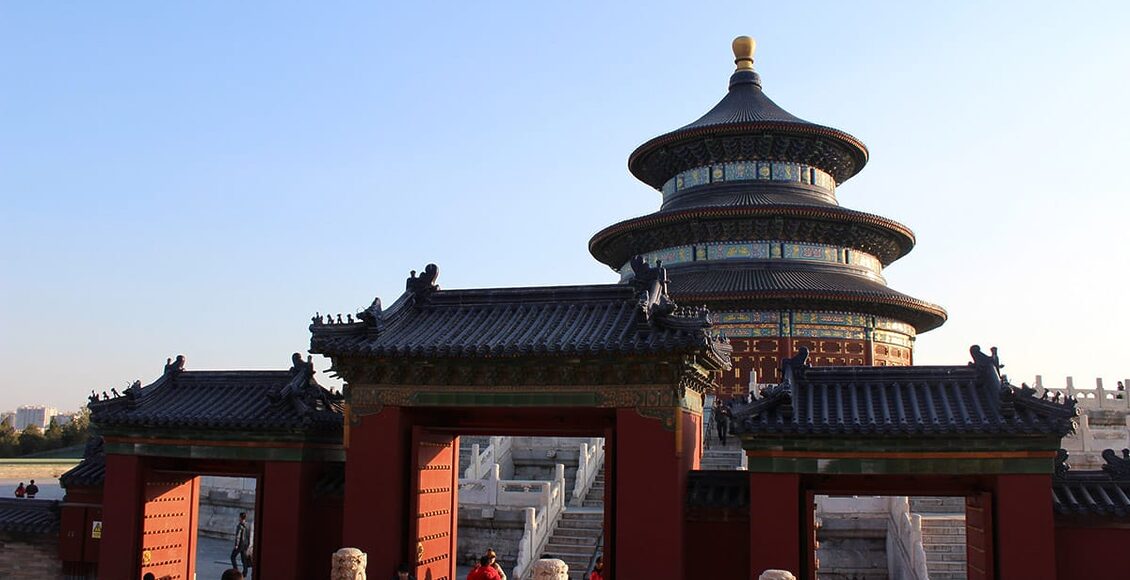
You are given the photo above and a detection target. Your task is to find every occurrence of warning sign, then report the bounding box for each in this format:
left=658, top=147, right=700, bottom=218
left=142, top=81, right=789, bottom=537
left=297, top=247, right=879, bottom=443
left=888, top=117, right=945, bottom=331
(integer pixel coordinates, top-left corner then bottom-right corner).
left=91, top=521, right=102, bottom=539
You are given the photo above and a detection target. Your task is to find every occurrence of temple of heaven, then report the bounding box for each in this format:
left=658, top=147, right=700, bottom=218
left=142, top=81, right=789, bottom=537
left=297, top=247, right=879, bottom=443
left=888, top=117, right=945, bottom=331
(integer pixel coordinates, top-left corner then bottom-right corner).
left=589, top=37, right=946, bottom=395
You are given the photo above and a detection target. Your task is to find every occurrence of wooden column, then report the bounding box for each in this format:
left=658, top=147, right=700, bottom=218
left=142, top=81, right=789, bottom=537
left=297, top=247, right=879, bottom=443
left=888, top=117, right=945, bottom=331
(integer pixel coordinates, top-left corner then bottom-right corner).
left=993, top=474, right=1055, bottom=579
left=615, top=408, right=685, bottom=579
left=748, top=472, right=801, bottom=579
left=98, top=454, right=144, bottom=580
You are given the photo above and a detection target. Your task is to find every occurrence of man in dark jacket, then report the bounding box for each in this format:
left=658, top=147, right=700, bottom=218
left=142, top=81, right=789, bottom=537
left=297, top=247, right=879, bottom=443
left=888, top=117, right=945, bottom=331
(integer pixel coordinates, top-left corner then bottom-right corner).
left=230, top=512, right=251, bottom=576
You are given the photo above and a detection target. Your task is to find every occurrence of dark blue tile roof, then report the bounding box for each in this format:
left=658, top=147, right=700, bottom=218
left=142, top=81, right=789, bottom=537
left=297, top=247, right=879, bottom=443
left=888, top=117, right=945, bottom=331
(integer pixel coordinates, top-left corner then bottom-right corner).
left=686, top=470, right=750, bottom=509
left=1054, top=449, right=1130, bottom=518
left=60, top=436, right=106, bottom=488
left=310, top=280, right=730, bottom=365
left=89, top=356, right=343, bottom=433
left=1053, top=475, right=1130, bottom=518
left=732, top=365, right=1076, bottom=437
left=0, top=499, right=59, bottom=535
left=662, top=264, right=946, bottom=333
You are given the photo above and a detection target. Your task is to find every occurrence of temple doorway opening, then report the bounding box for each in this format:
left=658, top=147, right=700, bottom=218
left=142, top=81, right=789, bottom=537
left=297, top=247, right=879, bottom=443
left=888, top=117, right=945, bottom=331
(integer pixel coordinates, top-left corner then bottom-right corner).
left=455, top=435, right=607, bottom=580
left=195, top=475, right=259, bottom=580
left=812, top=494, right=972, bottom=580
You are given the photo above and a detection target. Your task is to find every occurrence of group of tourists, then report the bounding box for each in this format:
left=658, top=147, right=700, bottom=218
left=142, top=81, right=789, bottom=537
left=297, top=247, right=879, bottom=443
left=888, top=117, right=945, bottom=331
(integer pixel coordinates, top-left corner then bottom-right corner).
left=12, top=480, right=38, bottom=499
left=458, top=550, right=605, bottom=580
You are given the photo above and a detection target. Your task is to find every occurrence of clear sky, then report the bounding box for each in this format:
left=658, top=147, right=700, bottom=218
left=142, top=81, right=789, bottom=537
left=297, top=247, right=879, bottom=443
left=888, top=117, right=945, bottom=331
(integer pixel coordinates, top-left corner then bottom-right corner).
left=2, top=2, right=1128, bottom=411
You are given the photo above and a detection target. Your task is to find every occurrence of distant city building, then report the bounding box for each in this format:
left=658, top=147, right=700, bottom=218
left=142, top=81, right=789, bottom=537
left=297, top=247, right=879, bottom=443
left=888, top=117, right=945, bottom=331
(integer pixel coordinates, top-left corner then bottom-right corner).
left=51, top=413, right=76, bottom=427
left=15, top=406, right=57, bottom=431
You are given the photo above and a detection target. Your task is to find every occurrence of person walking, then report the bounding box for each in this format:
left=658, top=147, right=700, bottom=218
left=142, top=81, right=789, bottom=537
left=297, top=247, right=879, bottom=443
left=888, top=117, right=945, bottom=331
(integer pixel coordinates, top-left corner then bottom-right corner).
left=230, top=512, right=251, bottom=577
left=25, top=480, right=39, bottom=499
left=221, top=570, right=244, bottom=580
left=13, top=482, right=25, bottom=498
left=715, top=401, right=731, bottom=446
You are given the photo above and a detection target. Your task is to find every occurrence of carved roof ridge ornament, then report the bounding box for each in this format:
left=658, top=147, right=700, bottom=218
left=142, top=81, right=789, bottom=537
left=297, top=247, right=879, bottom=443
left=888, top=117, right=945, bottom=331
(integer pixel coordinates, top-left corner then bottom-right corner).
left=1055, top=448, right=1071, bottom=479
left=968, top=344, right=1003, bottom=390
left=270, top=352, right=337, bottom=418
left=164, top=354, right=186, bottom=376
left=1101, top=449, right=1130, bottom=480
left=781, top=346, right=809, bottom=384
left=628, top=256, right=714, bottom=333
left=406, top=263, right=440, bottom=298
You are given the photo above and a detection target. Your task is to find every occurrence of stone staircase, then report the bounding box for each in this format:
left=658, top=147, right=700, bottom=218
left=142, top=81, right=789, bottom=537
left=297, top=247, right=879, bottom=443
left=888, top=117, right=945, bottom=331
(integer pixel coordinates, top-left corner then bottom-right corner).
left=911, top=497, right=967, bottom=580
left=701, top=436, right=745, bottom=470
left=581, top=470, right=605, bottom=508
left=540, top=467, right=604, bottom=579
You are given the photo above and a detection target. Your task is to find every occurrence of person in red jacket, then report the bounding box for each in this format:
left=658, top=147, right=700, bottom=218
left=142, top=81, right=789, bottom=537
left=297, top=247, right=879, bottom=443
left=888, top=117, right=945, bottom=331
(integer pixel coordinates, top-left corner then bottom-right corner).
left=589, top=555, right=606, bottom=580
left=468, top=556, right=501, bottom=580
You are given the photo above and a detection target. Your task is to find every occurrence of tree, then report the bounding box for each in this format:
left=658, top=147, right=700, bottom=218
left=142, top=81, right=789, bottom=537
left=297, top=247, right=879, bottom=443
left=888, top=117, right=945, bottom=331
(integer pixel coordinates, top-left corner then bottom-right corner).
left=0, top=419, right=17, bottom=457
left=62, top=407, right=91, bottom=447
left=44, top=418, right=64, bottom=446
left=18, top=424, right=45, bottom=456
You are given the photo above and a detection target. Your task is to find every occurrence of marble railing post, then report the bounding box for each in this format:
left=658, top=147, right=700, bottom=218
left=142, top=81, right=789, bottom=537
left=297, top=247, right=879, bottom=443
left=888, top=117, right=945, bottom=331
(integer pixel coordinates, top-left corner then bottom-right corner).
left=332, top=548, right=367, bottom=580
left=466, top=443, right=481, bottom=479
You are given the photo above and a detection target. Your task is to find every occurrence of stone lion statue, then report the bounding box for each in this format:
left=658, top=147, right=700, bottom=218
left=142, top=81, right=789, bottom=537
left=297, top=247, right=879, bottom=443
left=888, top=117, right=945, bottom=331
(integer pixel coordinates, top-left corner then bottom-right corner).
left=759, top=570, right=796, bottom=580
left=332, top=547, right=367, bottom=580
left=531, top=558, right=568, bottom=580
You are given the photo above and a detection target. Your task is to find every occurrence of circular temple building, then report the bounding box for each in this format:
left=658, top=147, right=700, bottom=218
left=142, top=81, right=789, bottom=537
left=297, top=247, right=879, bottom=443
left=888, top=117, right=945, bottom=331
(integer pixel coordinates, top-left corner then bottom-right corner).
left=589, top=37, right=946, bottom=395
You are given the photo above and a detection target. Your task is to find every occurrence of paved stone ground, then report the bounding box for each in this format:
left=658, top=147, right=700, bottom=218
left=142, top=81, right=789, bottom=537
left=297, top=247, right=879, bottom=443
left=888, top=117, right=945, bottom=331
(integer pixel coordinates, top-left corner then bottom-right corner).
left=197, top=535, right=251, bottom=580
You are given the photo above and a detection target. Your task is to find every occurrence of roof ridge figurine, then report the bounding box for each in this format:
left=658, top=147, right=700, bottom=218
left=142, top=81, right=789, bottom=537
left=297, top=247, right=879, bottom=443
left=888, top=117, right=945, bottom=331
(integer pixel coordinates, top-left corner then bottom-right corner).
left=164, top=355, right=186, bottom=375
left=968, top=345, right=1003, bottom=389
left=406, top=263, right=440, bottom=296
left=1101, top=449, right=1130, bottom=480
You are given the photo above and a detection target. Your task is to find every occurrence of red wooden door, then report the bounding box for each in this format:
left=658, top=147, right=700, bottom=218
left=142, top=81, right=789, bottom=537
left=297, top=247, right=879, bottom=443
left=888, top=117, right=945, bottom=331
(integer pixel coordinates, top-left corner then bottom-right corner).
left=140, top=472, right=199, bottom=580
left=966, top=492, right=994, bottom=580
left=412, top=430, right=458, bottom=580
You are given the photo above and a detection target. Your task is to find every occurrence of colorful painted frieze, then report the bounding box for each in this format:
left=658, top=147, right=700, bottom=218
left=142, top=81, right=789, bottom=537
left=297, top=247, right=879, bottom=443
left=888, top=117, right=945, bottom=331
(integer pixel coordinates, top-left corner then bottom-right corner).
left=661, top=160, right=836, bottom=193
left=784, top=243, right=839, bottom=262
left=793, top=312, right=870, bottom=327
left=873, top=329, right=913, bottom=348
left=792, top=325, right=868, bottom=340
left=874, top=317, right=916, bottom=336
left=713, top=311, right=780, bottom=324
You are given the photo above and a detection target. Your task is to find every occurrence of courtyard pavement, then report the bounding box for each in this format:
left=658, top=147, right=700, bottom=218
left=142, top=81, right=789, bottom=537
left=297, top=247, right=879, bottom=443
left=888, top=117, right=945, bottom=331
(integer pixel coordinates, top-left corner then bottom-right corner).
left=197, top=535, right=250, bottom=580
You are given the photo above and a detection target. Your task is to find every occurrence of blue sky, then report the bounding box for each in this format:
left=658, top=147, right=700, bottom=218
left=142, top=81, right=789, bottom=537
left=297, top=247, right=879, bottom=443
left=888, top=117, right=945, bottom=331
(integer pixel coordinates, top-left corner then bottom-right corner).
left=2, top=2, right=1128, bottom=411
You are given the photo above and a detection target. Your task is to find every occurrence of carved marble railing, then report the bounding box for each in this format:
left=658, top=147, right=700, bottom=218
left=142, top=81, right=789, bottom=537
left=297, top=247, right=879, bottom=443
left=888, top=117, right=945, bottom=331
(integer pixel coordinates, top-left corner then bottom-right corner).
left=511, top=465, right=566, bottom=580
left=1037, top=376, right=1130, bottom=410
left=886, top=497, right=929, bottom=580
left=464, top=436, right=513, bottom=480
left=570, top=437, right=605, bottom=507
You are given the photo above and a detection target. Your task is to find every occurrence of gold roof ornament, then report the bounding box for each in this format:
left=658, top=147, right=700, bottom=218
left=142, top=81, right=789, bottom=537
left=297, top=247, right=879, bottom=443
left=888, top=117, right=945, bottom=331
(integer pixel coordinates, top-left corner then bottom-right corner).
left=732, top=36, right=756, bottom=71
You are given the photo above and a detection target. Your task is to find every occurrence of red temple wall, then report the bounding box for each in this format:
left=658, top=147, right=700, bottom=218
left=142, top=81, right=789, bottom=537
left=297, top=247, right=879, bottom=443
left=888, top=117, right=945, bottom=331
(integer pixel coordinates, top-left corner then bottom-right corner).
left=992, top=475, right=1056, bottom=580
left=1054, top=524, right=1130, bottom=580
left=684, top=516, right=748, bottom=579
left=616, top=409, right=686, bottom=580
left=344, top=406, right=411, bottom=575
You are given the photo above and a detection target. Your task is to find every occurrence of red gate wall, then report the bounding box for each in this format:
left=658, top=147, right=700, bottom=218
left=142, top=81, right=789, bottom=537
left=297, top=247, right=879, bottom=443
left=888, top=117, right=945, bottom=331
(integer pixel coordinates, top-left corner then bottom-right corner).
left=964, top=493, right=993, bottom=580
left=411, top=429, right=458, bottom=580
left=140, top=472, right=200, bottom=580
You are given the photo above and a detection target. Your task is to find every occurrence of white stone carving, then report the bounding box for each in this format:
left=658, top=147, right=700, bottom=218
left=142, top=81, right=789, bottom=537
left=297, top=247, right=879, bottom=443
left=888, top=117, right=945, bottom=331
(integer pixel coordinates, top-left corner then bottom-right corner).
left=530, top=558, right=568, bottom=580
left=332, top=547, right=367, bottom=580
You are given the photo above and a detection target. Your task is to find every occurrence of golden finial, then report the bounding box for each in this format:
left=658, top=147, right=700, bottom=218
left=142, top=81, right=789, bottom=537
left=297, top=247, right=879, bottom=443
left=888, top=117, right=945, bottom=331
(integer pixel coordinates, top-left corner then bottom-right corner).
left=732, top=36, right=756, bottom=71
